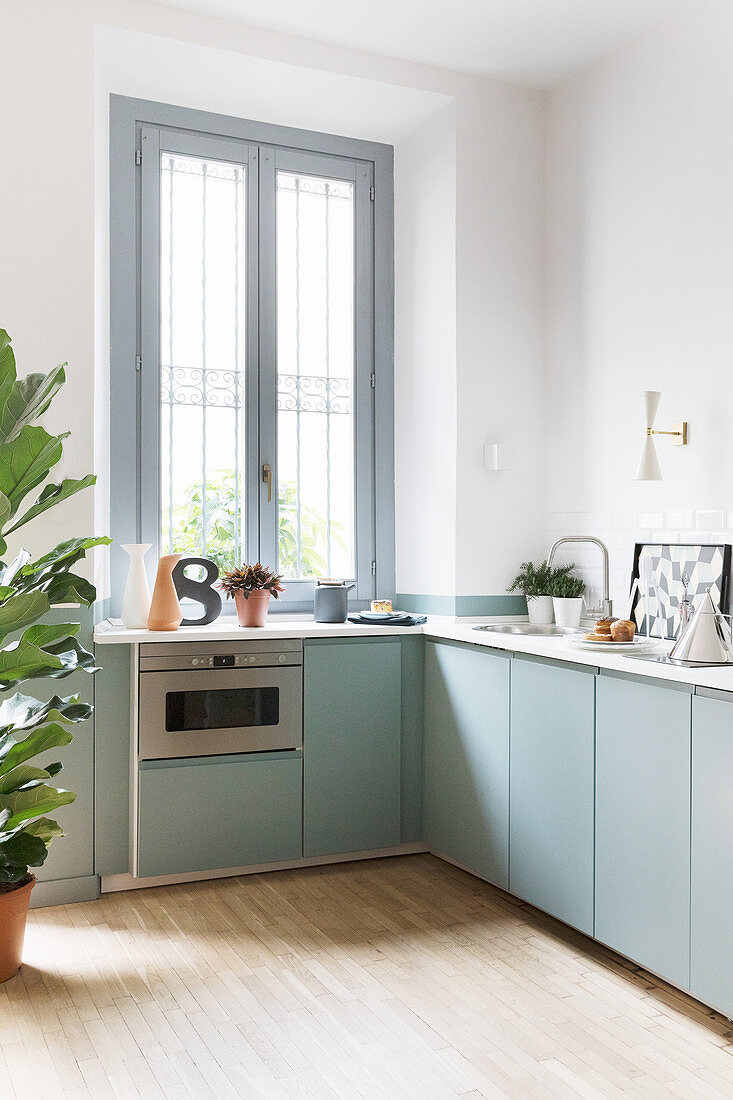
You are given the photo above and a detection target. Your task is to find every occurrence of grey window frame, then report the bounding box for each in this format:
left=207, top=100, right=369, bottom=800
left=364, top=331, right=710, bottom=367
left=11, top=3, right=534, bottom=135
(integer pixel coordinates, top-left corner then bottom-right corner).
left=109, top=95, right=394, bottom=615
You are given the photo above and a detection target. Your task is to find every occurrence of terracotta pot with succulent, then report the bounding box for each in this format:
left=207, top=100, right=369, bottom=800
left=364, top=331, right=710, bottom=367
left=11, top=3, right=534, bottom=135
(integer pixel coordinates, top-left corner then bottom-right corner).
left=220, top=563, right=285, bottom=627
left=0, top=330, right=109, bottom=982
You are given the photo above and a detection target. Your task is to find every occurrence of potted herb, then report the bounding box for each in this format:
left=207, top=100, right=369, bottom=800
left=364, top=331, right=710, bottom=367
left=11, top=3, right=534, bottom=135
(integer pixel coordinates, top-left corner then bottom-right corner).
left=220, top=563, right=284, bottom=627
left=550, top=569, right=586, bottom=628
left=507, top=560, right=572, bottom=625
left=0, top=330, right=108, bottom=981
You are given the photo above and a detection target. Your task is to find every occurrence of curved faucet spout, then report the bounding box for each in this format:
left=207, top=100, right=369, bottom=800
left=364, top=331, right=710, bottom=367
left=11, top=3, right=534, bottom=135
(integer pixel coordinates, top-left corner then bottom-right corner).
left=547, top=536, right=612, bottom=619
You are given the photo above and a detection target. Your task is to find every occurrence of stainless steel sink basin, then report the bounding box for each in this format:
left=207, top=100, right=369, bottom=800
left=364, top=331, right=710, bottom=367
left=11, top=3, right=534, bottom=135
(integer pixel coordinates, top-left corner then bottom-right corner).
left=472, top=624, right=583, bottom=637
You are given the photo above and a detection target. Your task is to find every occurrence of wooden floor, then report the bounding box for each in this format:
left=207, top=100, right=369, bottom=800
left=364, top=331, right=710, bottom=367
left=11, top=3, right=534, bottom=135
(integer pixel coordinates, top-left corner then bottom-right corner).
left=1, top=855, right=732, bottom=1099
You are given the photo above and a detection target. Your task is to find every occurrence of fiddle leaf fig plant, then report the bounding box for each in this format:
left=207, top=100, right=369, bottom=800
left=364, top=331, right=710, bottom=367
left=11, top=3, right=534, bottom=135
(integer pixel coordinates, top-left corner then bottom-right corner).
left=0, top=330, right=109, bottom=889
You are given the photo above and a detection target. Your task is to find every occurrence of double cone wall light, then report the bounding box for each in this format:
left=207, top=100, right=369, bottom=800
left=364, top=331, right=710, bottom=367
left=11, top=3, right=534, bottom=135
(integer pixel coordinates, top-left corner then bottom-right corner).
left=634, top=390, right=688, bottom=481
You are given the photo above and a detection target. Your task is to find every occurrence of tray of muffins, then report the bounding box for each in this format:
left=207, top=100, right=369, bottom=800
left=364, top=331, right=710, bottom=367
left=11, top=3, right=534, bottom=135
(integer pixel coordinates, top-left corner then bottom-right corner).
left=569, top=616, right=661, bottom=653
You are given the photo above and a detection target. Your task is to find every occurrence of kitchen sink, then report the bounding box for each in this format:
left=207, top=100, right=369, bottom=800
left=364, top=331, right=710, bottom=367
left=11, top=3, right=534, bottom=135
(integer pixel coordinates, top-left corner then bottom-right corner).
left=473, top=624, right=584, bottom=637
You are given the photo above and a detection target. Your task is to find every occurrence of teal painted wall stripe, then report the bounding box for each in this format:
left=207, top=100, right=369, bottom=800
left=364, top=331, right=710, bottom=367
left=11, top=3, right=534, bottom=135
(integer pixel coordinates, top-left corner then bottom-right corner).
left=396, top=593, right=527, bottom=617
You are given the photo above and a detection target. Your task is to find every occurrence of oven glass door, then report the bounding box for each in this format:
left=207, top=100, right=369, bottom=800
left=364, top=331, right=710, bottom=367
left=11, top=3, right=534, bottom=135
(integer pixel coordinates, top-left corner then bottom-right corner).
left=139, top=666, right=302, bottom=759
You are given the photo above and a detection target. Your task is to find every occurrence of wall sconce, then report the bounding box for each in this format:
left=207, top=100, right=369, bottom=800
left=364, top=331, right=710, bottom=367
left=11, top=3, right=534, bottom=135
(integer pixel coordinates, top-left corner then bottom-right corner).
left=634, top=390, right=688, bottom=481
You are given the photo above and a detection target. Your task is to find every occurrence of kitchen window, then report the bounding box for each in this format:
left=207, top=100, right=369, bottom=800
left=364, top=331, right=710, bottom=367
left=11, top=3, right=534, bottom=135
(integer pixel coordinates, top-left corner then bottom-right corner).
left=110, top=98, right=394, bottom=610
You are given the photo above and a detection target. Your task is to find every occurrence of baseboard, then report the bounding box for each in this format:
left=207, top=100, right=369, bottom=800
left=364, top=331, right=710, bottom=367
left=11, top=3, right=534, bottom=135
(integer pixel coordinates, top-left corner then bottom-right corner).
left=101, top=840, right=429, bottom=892
left=30, top=875, right=101, bottom=908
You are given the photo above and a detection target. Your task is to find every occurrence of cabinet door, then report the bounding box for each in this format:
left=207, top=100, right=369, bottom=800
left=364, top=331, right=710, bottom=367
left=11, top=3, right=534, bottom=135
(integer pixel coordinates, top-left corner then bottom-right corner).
left=595, top=674, right=691, bottom=990
left=691, top=693, right=733, bottom=1016
left=137, top=752, right=303, bottom=877
left=510, top=656, right=595, bottom=934
left=303, top=640, right=402, bottom=857
left=423, top=641, right=509, bottom=888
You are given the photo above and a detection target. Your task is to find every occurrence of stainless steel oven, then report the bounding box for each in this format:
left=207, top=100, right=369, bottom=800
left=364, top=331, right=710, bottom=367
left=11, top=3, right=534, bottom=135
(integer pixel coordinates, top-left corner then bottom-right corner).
left=138, top=640, right=303, bottom=760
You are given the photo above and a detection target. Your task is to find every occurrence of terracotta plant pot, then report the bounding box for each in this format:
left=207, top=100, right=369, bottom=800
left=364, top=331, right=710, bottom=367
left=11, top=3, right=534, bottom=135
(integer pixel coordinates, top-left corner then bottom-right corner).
left=0, top=876, right=35, bottom=983
left=234, top=590, right=271, bottom=627
left=147, top=553, right=184, bottom=631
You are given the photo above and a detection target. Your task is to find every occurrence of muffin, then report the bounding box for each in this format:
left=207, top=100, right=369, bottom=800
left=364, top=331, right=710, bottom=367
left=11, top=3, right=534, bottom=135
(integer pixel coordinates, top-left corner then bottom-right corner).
left=610, top=619, right=635, bottom=642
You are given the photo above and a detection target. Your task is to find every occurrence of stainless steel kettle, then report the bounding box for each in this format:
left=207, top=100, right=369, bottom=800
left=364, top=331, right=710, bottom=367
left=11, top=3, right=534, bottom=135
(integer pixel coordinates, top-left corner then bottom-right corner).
left=668, top=588, right=733, bottom=667
left=314, top=580, right=355, bottom=623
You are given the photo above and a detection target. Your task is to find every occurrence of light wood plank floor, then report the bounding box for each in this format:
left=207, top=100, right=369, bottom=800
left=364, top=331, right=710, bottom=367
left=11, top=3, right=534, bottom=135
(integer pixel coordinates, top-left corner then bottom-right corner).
left=1, top=855, right=732, bottom=1099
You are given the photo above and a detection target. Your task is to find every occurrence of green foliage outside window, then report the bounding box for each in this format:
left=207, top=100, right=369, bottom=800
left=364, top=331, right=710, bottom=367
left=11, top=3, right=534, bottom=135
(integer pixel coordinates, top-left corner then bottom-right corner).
left=164, top=470, right=346, bottom=578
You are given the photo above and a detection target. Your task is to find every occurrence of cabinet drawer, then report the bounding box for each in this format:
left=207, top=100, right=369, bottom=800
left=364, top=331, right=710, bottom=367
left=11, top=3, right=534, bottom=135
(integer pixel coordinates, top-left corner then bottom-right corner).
left=137, top=752, right=302, bottom=877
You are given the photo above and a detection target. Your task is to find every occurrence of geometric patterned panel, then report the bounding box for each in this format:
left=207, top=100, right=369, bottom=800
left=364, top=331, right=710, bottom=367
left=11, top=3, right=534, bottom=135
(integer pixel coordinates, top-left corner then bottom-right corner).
left=630, top=543, right=732, bottom=640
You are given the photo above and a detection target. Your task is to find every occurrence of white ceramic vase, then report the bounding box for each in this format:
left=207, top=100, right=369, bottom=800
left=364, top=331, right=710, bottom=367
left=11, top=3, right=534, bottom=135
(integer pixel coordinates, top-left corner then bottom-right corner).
left=527, top=595, right=554, bottom=625
left=121, top=543, right=152, bottom=628
left=553, top=596, right=584, bottom=629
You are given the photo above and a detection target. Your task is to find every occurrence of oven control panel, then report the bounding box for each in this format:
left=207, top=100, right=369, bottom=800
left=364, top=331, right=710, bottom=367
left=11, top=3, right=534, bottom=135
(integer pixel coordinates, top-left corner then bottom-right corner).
left=186, top=652, right=293, bottom=667
left=138, top=638, right=303, bottom=673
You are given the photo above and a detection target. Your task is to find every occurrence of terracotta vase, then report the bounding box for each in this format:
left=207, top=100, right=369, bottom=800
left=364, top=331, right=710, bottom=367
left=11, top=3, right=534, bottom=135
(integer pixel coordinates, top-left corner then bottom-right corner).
left=234, top=589, right=271, bottom=627
left=0, top=876, right=35, bottom=983
left=147, top=554, right=184, bottom=631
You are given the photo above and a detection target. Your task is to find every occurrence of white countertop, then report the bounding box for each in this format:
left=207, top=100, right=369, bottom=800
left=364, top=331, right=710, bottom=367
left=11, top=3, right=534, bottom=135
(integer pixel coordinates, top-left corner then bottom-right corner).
left=94, top=616, right=733, bottom=695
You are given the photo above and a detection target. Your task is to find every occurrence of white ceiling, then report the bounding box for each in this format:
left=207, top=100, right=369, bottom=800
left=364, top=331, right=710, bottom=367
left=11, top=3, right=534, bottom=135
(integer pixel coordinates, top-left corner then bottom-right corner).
left=152, top=0, right=688, bottom=85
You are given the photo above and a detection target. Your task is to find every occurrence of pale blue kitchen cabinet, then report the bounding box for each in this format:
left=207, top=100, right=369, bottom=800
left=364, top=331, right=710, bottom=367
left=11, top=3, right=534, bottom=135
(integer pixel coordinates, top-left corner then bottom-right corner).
left=595, top=672, right=692, bottom=990
left=510, top=655, right=595, bottom=934
left=303, top=638, right=402, bottom=857
left=423, top=640, right=510, bottom=887
left=137, top=751, right=303, bottom=877
left=690, top=690, right=733, bottom=1016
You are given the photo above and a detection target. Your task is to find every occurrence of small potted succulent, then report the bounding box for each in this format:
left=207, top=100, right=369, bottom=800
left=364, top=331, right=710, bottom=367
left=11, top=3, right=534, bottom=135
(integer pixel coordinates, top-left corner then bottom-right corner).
left=507, top=560, right=574, bottom=625
left=550, top=569, right=586, bottom=628
left=219, top=563, right=284, bottom=627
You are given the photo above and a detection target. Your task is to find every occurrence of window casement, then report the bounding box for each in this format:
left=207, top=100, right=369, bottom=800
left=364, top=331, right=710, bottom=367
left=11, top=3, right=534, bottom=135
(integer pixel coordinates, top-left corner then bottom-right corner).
left=110, top=97, right=394, bottom=612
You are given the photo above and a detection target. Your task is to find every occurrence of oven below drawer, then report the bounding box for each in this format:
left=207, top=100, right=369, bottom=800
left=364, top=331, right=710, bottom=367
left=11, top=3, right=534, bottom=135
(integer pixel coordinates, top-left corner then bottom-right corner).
left=136, top=751, right=303, bottom=877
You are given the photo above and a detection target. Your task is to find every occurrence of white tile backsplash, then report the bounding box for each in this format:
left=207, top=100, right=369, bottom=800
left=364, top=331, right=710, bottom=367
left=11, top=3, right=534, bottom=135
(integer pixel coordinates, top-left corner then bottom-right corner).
left=546, top=507, right=733, bottom=616
left=695, top=510, right=725, bottom=530
left=665, top=511, right=693, bottom=529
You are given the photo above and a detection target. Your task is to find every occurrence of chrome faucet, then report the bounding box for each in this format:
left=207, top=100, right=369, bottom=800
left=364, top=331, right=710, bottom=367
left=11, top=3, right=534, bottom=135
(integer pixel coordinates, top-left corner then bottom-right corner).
left=547, top=536, right=612, bottom=619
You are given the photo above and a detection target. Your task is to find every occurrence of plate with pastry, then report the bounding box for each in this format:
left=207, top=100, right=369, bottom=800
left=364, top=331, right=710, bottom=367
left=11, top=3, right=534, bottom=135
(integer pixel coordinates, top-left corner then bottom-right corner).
left=570, top=618, right=660, bottom=652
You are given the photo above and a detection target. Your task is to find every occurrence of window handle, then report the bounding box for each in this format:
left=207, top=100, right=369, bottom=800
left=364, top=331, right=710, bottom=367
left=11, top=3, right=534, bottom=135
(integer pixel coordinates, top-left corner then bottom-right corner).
left=262, top=462, right=273, bottom=502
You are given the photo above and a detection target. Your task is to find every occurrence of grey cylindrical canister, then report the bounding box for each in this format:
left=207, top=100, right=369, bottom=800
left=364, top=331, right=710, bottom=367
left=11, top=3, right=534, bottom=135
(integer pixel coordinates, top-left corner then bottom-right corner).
left=314, top=582, right=355, bottom=623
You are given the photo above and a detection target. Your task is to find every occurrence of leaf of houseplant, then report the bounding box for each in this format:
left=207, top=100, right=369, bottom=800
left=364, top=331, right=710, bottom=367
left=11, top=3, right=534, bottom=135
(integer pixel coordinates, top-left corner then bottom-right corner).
left=0, top=425, right=66, bottom=519
left=19, top=536, right=111, bottom=579
left=0, top=722, right=73, bottom=776
left=36, top=639, right=99, bottom=680
left=23, top=817, right=64, bottom=845
left=0, top=364, right=66, bottom=444
left=39, top=572, right=97, bottom=606
left=0, top=692, right=91, bottom=733
left=0, top=331, right=17, bottom=414
left=0, top=828, right=49, bottom=879
left=0, top=764, right=53, bottom=795
left=0, top=627, right=70, bottom=685
left=6, top=477, right=99, bottom=537
left=0, top=592, right=50, bottom=643
left=2, top=783, right=76, bottom=830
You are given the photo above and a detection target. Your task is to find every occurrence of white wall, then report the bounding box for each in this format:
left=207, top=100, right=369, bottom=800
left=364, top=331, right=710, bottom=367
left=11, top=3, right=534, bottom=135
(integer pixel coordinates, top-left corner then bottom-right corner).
left=455, top=89, right=546, bottom=596
left=394, top=105, right=457, bottom=594
left=0, top=2, right=97, bottom=565
left=546, top=0, right=733, bottom=612
left=1, top=0, right=546, bottom=604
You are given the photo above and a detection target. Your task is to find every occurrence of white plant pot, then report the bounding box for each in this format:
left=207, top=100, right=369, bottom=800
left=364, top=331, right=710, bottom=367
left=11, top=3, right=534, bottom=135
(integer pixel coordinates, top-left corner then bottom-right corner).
left=527, top=595, right=554, bottom=625
left=121, top=543, right=152, bottom=628
left=553, top=596, right=584, bottom=629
